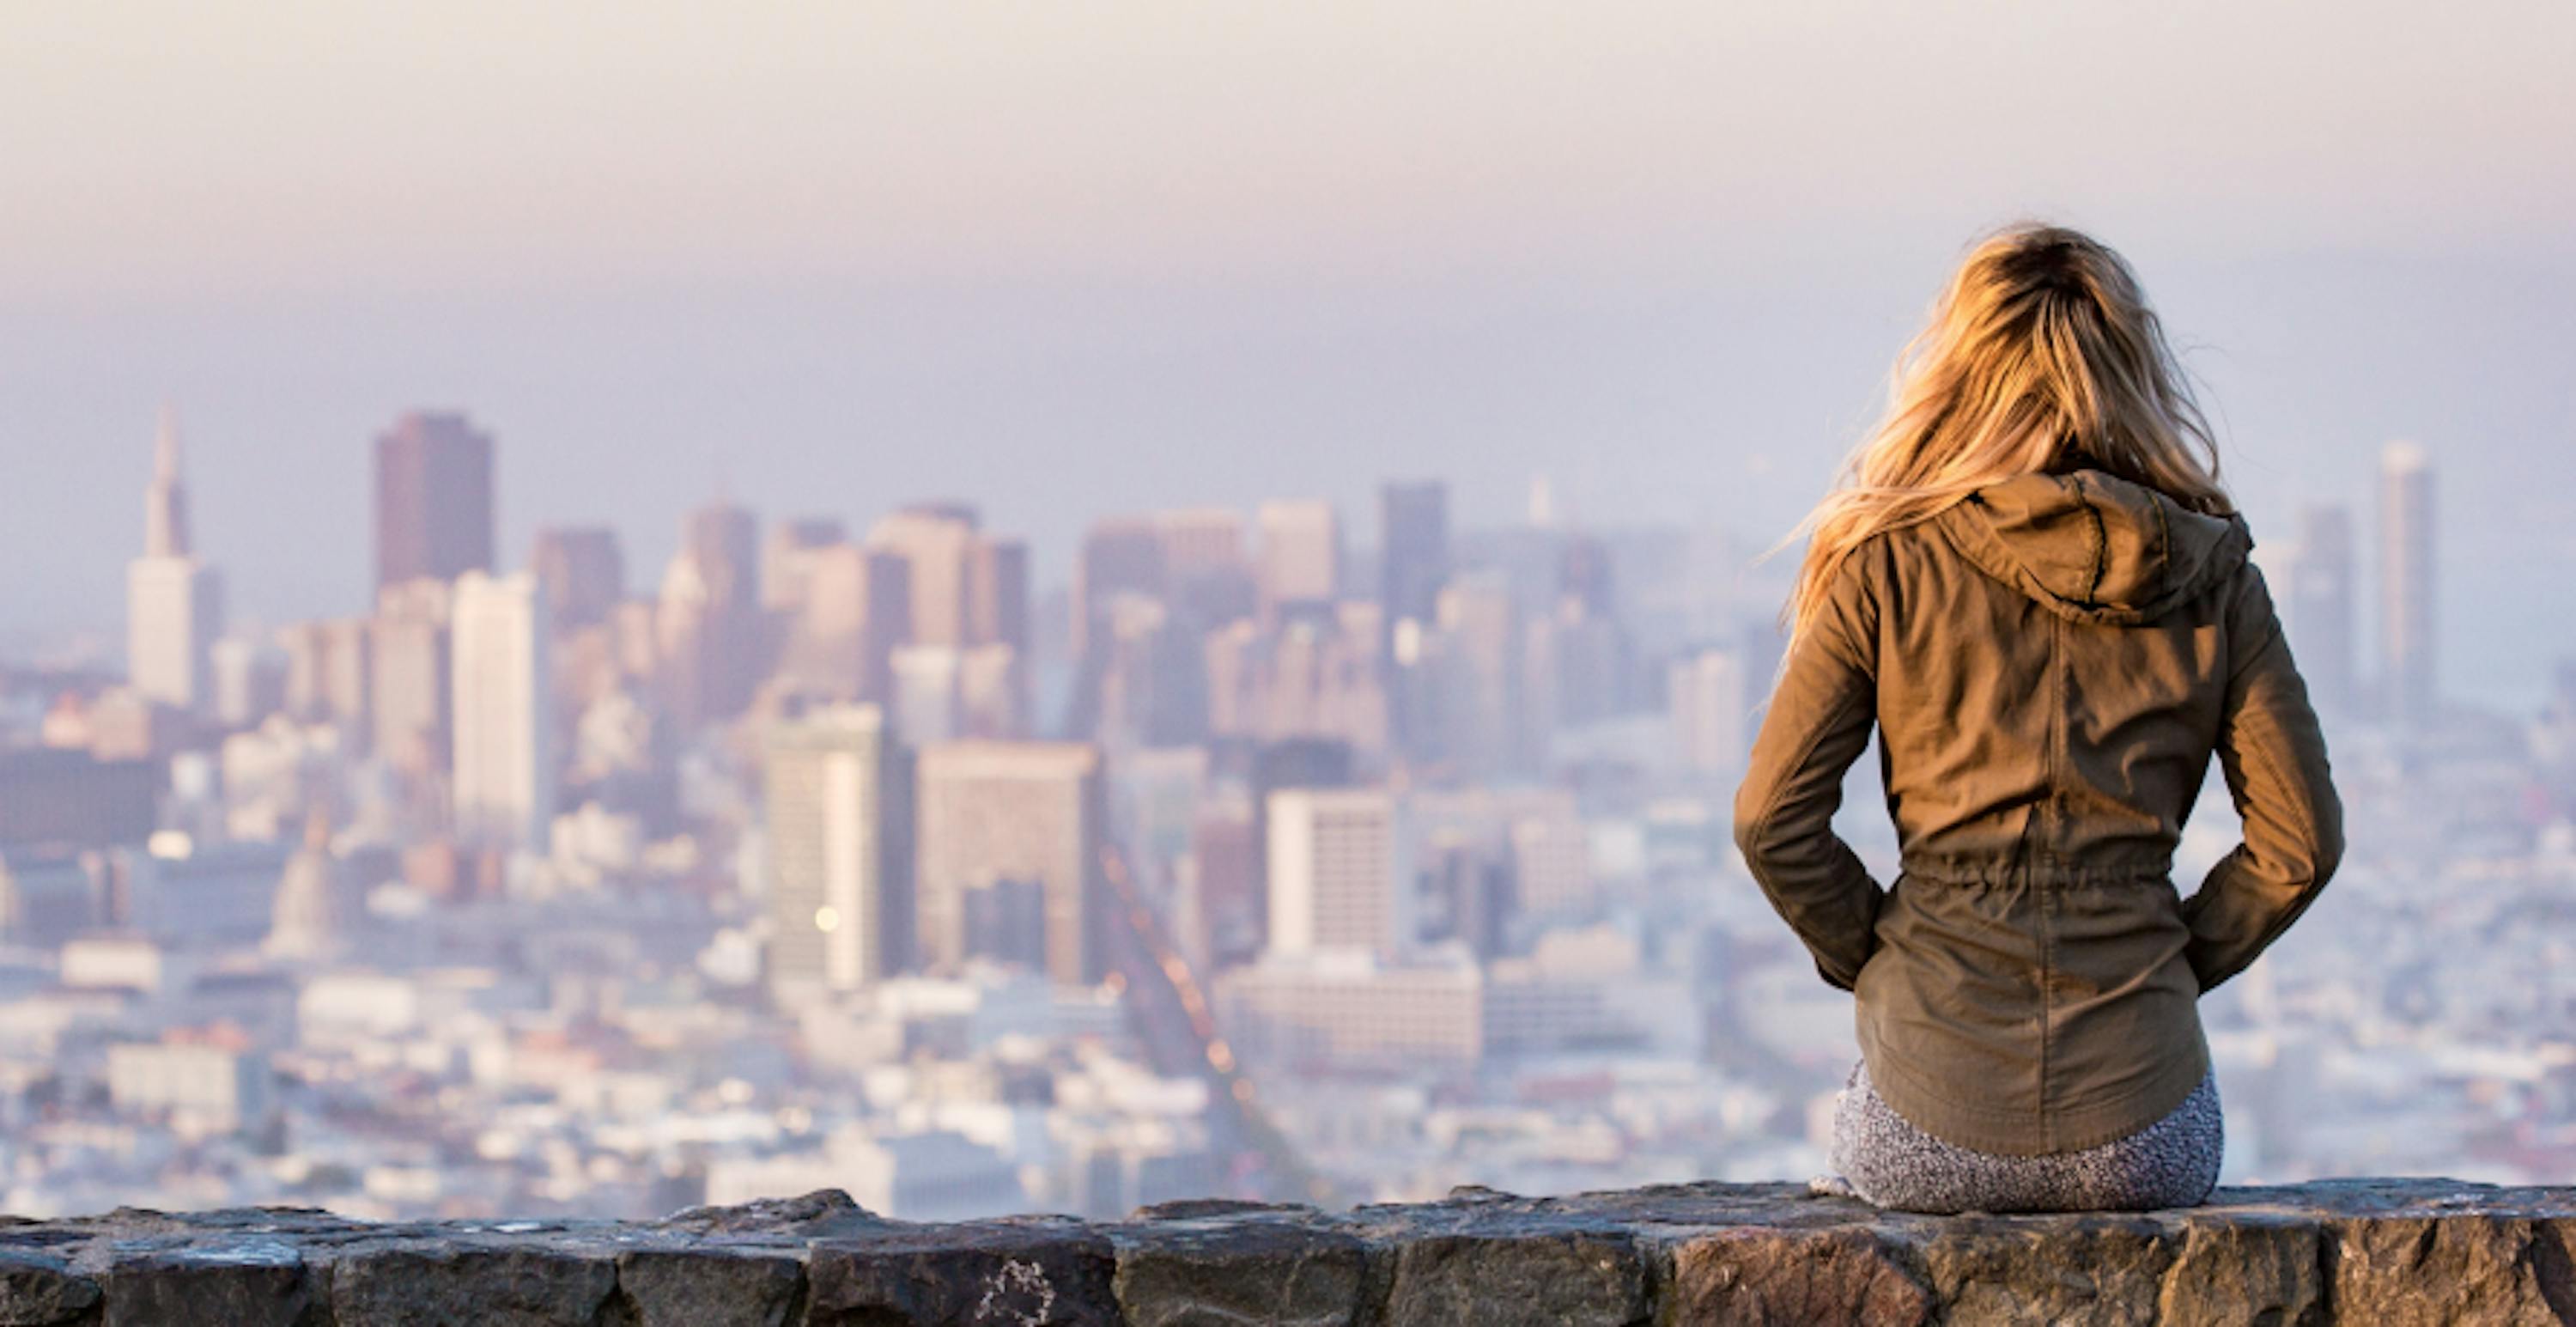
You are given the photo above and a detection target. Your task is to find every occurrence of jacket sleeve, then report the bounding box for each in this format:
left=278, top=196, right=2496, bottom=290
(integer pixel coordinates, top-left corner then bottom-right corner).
left=1732, top=549, right=1885, bottom=991
left=2182, top=564, right=2344, bottom=993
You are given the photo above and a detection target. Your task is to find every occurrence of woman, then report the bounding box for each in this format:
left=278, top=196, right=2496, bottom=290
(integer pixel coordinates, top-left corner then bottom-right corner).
left=1732, top=222, right=2342, bottom=1214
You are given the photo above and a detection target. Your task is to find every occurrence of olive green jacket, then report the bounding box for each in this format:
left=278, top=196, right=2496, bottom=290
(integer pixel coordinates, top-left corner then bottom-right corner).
left=1733, top=468, right=2342, bottom=1155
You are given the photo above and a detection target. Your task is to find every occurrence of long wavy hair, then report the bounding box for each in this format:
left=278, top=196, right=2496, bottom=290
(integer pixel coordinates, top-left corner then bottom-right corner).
left=1782, top=222, right=2232, bottom=640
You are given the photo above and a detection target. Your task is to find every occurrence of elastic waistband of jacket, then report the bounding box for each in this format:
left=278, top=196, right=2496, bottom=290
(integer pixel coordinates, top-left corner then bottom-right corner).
left=1896, top=851, right=2175, bottom=886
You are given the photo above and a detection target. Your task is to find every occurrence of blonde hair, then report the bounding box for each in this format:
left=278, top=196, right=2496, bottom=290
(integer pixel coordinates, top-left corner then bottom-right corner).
left=1782, top=222, right=2231, bottom=639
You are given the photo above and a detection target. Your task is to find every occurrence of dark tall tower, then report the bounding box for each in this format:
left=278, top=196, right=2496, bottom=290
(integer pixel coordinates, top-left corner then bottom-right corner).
left=1379, top=481, right=1449, bottom=753
left=1379, top=481, right=1449, bottom=640
left=374, top=411, right=495, bottom=593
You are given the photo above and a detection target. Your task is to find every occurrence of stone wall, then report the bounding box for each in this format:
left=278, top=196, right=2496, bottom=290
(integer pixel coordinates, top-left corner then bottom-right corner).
left=3, top=1178, right=2571, bottom=1324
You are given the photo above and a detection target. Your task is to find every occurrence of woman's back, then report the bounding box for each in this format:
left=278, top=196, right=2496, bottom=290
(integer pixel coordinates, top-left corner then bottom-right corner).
left=1735, top=222, right=2343, bottom=1210
left=1869, top=466, right=2257, bottom=869
left=1736, top=465, right=2341, bottom=1158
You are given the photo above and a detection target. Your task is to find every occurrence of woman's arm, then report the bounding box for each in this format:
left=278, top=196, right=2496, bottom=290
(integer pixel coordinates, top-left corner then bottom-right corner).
left=1732, top=551, right=1885, bottom=991
left=2182, top=564, right=2344, bottom=992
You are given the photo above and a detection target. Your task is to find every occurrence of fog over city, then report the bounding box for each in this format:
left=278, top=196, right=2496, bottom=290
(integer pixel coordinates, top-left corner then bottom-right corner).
left=8, top=2, right=2574, bottom=703
left=0, top=3, right=2572, bottom=1221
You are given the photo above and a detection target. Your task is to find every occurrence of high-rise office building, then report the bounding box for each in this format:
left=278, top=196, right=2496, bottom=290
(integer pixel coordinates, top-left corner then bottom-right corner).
left=1379, top=482, right=1449, bottom=758
left=766, top=704, right=914, bottom=1006
left=869, top=504, right=981, bottom=649
left=1669, top=645, right=1751, bottom=775
left=1265, top=787, right=1406, bottom=960
left=762, top=517, right=851, bottom=614
left=1378, top=481, right=1449, bottom=636
left=914, top=741, right=1106, bottom=984
left=374, top=411, right=495, bottom=593
left=658, top=500, right=769, bottom=727
left=1257, top=501, right=1341, bottom=617
left=1157, top=508, right=1257, bottom=628
left=2283, top=505, right=2357, bottom=718
left=782, top=545, right=911, bottom=703
left=1157, top=508, right=1248, bottom=583
left=279, top=618, right=372, bottom=728
left=370, top=579, right=454, bottom=776
left=209, top=636, right=287, bottom=728
left=684, top=502, right=762, bottom=610
left=1074, top=517, right=1167, bottom=658
left=127, top=410, right=224, bottom=712
left=965, top=538, right=1030, bottom=654
left=2379, top=441, right=2438, bottom=724
left=1431, top=575, right=1528, bottom=778
left=1087, top=595, right=1212, bottom=751
left=450, top=571, right=554, bottom=850
left=529, top=527, right=626, bottom=633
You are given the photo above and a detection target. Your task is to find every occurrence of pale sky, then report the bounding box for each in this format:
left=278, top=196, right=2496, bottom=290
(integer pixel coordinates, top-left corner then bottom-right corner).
left=5, top=2, right=2573, bottom=700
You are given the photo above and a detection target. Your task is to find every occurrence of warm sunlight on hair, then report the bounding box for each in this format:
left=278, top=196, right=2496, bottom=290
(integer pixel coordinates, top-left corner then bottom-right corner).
left=1781, top=222, right=2231, bottom=641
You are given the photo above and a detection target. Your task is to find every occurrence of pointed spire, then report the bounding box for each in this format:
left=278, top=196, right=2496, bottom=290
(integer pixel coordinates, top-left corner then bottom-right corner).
left=144, top=404, right=191, bottom=557
left=153, top=405, right=181, bottom=484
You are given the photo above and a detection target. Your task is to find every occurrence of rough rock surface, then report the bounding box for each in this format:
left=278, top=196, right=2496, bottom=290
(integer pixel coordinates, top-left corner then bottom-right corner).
left=2, top=1178, right=2571, bottom=1324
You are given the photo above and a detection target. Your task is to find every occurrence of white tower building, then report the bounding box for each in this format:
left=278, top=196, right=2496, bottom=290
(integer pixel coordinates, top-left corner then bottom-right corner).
left=127, top=408, right=223, bottom=710
left=1265, top=787, right=1406, bottom=960
left=450, top=570, right=554, bottom=850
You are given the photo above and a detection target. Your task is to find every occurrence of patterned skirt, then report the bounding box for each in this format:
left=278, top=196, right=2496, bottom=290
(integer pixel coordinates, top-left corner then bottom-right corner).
left=1822, top=1059, right=2223, bottom=1214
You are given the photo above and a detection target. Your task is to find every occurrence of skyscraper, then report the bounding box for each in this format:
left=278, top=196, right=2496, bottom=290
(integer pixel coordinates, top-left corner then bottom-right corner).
left=658, top=500, right=769, bottom=727
left=1265, top=787, right=1405, bottom=960
left=1157, top=508, right=1257, bottom=627
left=1256, top=500, right=1341, bottom=618
left=279, top=618, right=372, bottom=727
left=965, top=537, right=1030, bottom=654
left=1380, top=482, right=1450, bottom=752
left=781, top=544, right=910, bottom=703
left=374, top=411, right=495, bottom=593
left=529, top=527, right=626, bottom=632
left=1073, top=517, right=1166, bottom=659
left=1669, top=645, right=1751, bottom=775
left=1378, top=481, right=1449, bottom=638
left=914, top=740, right=1106, bottom=984
left=450, top=571, right=554, bottom=850
left=1431, top=575, right=1528, bottom=778
left=370, top=579, right=454, bottom=775
left=767, top=704, right=914, bottom=1006
left=127, top=410, right=222, bottom=711
left=2379, top=441, right=2437, bottom=724
left=762, top=517, right=851, bottom=614
left=2283, top=504, right=2357, bottom=718
left=683, top=502, right=762, bottom=610
left=869, top=503, right=981, bottom=648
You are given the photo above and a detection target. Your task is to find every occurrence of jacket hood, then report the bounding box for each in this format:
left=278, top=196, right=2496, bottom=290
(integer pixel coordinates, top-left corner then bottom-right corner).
left=1931, top=468, right=2251, bottom=624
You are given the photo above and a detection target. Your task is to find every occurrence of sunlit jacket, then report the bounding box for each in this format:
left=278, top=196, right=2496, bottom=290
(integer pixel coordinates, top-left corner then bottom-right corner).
left=1733, top=466, right=2342, bottom=1156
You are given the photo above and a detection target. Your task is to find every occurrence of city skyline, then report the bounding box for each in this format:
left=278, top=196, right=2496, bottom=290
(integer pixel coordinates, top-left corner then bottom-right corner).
left=75, top=404, right=2517, bottom=736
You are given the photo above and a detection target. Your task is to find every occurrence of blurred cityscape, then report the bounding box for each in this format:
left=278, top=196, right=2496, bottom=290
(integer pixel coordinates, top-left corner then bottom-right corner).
left=0, top=409, right=2570, bottom=1222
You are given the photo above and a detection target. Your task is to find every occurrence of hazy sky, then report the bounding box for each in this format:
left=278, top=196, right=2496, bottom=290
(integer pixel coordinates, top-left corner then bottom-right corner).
left=5, top=3, right=2573, bottom=701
